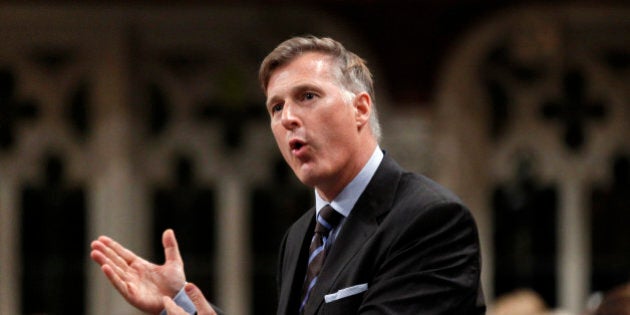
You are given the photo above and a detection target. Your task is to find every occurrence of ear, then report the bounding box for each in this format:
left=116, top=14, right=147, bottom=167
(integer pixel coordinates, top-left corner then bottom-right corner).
left=353, top=92, right=372, bottom=128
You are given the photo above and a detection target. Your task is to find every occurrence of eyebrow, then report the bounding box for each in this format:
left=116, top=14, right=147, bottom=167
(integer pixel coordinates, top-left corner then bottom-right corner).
left=266, top=83, right=323, bottom=108
left=265, top=95, right=281, bottom=109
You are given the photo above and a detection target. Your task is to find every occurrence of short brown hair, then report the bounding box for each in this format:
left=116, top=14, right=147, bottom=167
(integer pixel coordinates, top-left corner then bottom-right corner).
left=259, top=35, right=381, bottom=140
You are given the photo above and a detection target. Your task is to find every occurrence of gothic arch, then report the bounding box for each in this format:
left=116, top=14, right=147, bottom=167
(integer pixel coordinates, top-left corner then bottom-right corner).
left=434, top=4, right=630, bottom=312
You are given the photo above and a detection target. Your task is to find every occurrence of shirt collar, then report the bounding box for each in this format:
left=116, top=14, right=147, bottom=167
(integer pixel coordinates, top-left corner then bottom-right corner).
left=315, top=146, right=384, bottom=218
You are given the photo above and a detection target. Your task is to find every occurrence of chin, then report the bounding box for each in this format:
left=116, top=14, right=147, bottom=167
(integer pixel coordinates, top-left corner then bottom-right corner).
left=295, top=174, right=316, bottom=187
left=293, top=169, right=319, bottom=188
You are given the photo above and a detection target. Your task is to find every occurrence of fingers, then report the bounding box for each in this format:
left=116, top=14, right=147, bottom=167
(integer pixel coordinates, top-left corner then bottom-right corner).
left=91, top=239, right=135, bottom=282
left=90, top=235, right=148, bottom=292
left=90, top=238, right=132, bottom=295
left=162, top=296, right=187, bottom=315
left=162, top=229, right=183, bottom=265
left=99, top=235, right=139, bottom=265
left=102, top=263, right=133, bottom=296
left=184, top=283, right=217, bottom=315
left=89, top=242, right=108, bottom=266
left=162, top=284, right=217, bottom=315
left=90, top=250, right=130, bottom=297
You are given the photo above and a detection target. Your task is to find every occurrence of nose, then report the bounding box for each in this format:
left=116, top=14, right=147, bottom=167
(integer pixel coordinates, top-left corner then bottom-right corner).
left=280, top=102, right=300, bottom=130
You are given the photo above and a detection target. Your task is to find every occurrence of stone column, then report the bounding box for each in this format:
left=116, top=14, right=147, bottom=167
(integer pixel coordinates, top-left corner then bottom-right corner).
left=0, top=171, right=18, bottom=315
left=216, top=173, right=251, bottom=315
left=88, top=20, right=147, bottom=315
left=558, top=171, right=590, bottom=313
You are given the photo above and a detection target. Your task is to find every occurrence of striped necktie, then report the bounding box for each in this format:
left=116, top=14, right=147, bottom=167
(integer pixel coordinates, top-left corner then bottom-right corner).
left=299, top=205, right=343, bottom=313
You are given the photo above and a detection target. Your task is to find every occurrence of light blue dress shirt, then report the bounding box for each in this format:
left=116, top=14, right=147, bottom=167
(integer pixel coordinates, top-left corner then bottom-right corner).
left=315, top=146, right=383, bottom=242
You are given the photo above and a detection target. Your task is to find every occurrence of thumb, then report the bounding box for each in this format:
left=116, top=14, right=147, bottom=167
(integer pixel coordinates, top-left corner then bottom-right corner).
left=162, top=229, right=183, bottom=264
left=185, top=283, right=216, bottom=315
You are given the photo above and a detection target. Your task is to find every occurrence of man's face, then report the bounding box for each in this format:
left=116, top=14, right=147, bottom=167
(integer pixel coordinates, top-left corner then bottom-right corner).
left=265, top=52, right=367, bottom=199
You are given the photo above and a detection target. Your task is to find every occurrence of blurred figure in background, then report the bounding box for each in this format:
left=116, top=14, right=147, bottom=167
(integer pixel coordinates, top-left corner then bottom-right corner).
left=489, top=289, right=549, bottom=315
left=489, top=288, right=576, bottom=315
left=594, top=283, right=630, bottom=315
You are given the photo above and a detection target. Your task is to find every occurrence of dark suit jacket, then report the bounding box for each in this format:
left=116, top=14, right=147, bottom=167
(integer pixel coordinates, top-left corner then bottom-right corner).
left=276, top=155, right=486, bottom=315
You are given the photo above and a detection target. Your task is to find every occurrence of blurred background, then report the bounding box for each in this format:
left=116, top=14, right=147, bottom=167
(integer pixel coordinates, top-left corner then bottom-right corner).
left=0, top=1, right=629, bottom=314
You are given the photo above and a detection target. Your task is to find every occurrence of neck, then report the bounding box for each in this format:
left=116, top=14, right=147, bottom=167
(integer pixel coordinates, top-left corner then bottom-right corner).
left=316, top=140, right=378, bottom=201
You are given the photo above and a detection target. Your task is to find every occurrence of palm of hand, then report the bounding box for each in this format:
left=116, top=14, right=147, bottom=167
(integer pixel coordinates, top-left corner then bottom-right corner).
left=91, top=230, right=187, bottom=314
left=119, top=257, right=186, bottom=314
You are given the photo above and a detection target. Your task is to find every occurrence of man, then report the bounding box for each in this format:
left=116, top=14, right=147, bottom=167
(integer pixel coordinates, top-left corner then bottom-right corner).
left=91, top=36, right=486, bottom=314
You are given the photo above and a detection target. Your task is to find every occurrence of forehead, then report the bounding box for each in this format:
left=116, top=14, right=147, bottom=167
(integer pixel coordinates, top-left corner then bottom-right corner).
left=267, top=53, right=337, bottom=87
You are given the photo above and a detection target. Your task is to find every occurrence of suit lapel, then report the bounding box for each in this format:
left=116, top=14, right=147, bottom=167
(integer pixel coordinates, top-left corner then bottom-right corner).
left=303, top=156, right=403, bottom=315
left=277, top=208, right=315, bottom=315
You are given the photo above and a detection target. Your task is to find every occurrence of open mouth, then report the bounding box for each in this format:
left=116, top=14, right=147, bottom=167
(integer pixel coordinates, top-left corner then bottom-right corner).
left=289, top=139, right=305, bottom=152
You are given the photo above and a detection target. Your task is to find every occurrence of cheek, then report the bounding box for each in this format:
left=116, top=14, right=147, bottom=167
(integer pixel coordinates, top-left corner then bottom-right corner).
left=270, top=121, right=283, bottom=137
left=273, top=133, right=288, bottom=155
left=324, top=112, right=355, bottom=139
left=271, top=127, right=285, bottom=149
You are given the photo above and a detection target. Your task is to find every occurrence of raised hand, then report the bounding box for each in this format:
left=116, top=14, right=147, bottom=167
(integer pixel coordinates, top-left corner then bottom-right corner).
left=163, top=283, right=217, bottom=315
left=91, top=229, right=186, bottom=314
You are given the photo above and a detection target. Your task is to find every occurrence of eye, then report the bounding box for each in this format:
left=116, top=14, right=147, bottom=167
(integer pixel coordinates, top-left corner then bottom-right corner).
left=270, top=103, right=283, bottom=114
left=303, top=92, right=316, bottom=101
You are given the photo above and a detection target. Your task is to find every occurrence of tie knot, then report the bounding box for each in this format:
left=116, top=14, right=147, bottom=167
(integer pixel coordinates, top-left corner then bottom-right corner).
left=315, top=205, right=343, bottom=234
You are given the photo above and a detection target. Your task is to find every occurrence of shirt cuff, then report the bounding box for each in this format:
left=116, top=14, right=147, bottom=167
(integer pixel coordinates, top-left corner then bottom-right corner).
left=160, top=286, right=197, bottom=315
